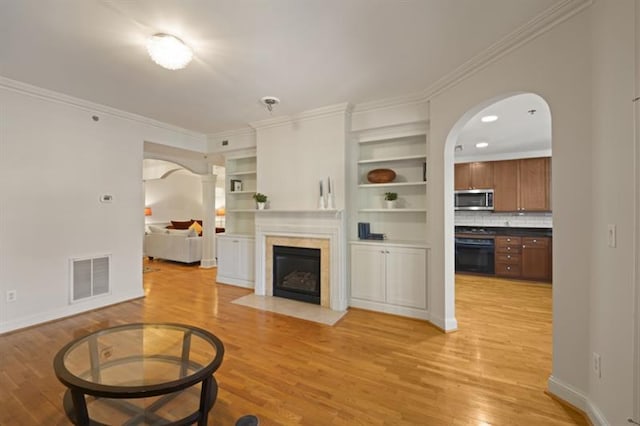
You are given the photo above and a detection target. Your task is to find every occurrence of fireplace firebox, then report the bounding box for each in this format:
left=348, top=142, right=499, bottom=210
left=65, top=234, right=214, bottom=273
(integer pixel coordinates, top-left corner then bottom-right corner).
left=273, top=245, right=321, bottom=304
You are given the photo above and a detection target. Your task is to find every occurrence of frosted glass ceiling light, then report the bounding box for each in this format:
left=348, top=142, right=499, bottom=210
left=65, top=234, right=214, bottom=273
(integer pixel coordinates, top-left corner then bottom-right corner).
left=481, top=115, right=498, bottom=123
left=147, top=33, right=193, bottom=70
left=475, top=142, right=489, bottom=148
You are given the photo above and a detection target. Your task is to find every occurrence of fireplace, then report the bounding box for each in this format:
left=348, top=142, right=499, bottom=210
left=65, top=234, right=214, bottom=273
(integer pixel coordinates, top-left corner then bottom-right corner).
left=273, top=245, right=321, bottom=304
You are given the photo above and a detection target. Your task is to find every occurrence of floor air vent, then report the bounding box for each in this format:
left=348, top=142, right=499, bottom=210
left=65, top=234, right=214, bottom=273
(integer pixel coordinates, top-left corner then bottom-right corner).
left=70, top=255, right=110, bottom=302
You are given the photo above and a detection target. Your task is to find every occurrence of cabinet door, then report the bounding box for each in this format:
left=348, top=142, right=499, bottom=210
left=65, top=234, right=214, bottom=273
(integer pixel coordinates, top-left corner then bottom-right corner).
left=470, top=162, right=494, bottom=189
left=217, top=237, right=239, bottom=278
left=350, top=245, right=386, bottom=303
left=237, top=238, right=255, bottom=281
left=454, top=163, right=471, bottom=190
left=385, top=247, right=427, bottom=309
left=521, top=237, right=551, bottom=281
left=493, top=160, right=519, bottom=212
left=519, top=157, right=550, bottom=211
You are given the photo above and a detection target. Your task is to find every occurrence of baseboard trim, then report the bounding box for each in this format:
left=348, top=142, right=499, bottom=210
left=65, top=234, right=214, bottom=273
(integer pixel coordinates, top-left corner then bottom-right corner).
left=200, top=258, right=217, bottom=268
left=0, top=291, right=144, bottom=335
left=547, top=375, right=609, bottom=426
left=349, top=298, right=429, bottom=320
left=216, top=275, right=254, bottom=288
left=429, top=313, right=458, bottom=332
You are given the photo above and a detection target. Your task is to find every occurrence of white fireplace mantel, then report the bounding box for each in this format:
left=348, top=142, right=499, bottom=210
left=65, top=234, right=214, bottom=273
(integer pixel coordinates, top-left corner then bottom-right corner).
left=254, top=211, right=347, bottom=312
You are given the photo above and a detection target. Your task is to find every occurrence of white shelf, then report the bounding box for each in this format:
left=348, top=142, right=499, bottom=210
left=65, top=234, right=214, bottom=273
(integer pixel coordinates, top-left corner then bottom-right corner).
left=227, top=170, right=256, bottom=176
left=254, top=209, right=342, bottom=214
left=358, top=209, right=426, bottom=213
left=358, top=154, right=426, bottom=164
left=227, top=209, right=258, bottom=213
left=349, top=239, right=430, bottom=249
left=227, top=191, right=255, bottom=195
left=358, top=181, right=427, bottom=188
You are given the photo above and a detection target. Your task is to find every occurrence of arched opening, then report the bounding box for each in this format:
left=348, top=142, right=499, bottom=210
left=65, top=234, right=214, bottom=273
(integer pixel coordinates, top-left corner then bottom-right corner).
left=444, top=92, right=552, bottom=333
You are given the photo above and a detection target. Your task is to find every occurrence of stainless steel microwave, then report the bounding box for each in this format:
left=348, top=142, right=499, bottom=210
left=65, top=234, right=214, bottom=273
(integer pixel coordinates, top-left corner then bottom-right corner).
left=454, top=189, right=494, bottom=211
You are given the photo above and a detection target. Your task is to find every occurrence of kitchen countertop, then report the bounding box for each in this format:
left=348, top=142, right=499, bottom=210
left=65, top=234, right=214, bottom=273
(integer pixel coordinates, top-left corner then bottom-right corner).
left=455, top=226, right=552, bottom=238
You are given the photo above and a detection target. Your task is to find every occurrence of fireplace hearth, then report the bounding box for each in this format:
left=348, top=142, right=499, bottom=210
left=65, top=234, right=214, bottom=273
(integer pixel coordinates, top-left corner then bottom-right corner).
left=273, top=245, right=321, bottom=304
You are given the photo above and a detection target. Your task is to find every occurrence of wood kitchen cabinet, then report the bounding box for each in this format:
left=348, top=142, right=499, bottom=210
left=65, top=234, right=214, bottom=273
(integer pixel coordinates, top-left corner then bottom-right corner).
left=454, top=162, right=494, bottom=190
left=493, top=157, right=551, bottom=212
left=495, top=235, right=551, bottom=282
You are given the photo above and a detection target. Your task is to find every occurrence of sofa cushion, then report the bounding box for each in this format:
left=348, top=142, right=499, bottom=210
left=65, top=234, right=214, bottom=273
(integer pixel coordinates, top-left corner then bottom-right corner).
left=149, top=225, right=169, bottom=233
left=171, top=220, right=193, bottom=230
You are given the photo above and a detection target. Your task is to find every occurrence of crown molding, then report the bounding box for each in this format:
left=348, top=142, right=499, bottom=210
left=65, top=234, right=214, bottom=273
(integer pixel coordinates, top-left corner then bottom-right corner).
left=0, top=76, right=206, bottom=140
left=421, top=0, right=593, bottom=99
left=351, top=91, right=428, bottom=115
left=249, top=102, right=352, bottom=130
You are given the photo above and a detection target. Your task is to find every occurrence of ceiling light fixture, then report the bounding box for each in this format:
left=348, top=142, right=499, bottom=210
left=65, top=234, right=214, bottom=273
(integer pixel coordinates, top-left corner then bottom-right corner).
left=261, top=96, right=280, bottom=113
left=147, top=33, right=193, bottom=70
left=481, top=115, right=498, bottom=123
left=475, top=142, right=489, bottom=148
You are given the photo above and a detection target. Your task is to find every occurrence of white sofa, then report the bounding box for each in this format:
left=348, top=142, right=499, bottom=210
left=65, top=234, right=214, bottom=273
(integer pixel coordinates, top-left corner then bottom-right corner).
left=144, top=228, right=202, bottom=263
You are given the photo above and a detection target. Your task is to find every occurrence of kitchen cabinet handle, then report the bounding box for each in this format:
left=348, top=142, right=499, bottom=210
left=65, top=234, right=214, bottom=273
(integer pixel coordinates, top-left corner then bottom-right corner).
left=232, top=240, right=239, bottom=243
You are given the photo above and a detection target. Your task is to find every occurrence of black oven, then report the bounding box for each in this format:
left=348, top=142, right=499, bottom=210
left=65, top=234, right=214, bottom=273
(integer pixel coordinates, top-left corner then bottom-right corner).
left=455, top=237, right=495, bottom=275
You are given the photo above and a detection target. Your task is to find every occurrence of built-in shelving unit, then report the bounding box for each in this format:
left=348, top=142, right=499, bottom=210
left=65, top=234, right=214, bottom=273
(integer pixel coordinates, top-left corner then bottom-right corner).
left=350, top=124, right=428, bottom=243
left=224, top=151, right=257, bottom=235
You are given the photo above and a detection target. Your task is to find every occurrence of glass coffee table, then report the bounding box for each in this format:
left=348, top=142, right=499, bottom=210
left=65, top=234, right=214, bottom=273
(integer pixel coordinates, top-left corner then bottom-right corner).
left=53, top=323, right=224, bottom=426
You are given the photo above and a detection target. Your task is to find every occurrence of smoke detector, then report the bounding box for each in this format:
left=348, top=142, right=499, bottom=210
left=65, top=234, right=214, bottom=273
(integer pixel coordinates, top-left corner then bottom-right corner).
left=261, top=96, right=280, bottom=112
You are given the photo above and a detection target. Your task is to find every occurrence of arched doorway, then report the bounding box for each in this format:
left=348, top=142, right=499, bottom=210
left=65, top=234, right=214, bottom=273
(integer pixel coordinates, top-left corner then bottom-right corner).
left=444, top=92, right=552, bottom=328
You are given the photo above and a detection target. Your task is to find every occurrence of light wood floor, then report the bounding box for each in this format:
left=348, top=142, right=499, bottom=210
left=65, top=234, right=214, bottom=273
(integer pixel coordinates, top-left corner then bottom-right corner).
left=0, top=261, right=586, bottom=425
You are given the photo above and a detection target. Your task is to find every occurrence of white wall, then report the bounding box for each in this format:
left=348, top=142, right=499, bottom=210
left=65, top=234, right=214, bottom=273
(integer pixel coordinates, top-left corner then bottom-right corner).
left=428, top=4, right=593, bottom=412
left=588, top=1, right=636, bottom=424
left=254, top=108, right=348, bottom=210
left=0, top=82, right=205, bottom=333
left=145, top=170, right=204, bottom=224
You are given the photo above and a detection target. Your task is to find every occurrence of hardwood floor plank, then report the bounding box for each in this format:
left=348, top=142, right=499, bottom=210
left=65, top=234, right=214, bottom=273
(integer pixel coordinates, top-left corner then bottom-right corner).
left=0, top=261, right=586, bottom=425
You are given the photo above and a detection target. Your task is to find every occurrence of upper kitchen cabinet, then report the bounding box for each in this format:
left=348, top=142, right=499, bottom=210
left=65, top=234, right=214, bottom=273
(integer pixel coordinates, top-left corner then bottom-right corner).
left=454, top=162, right=494, bottom=190
left=493, top=157, right=551, bottom=212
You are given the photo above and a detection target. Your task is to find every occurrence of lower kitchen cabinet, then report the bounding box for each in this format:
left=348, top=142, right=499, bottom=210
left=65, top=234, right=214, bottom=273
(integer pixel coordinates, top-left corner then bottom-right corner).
left=495, top=236, right=551, bottom=282
left=217, top=234, right=255, bottom=287
left=350, top=242, right=428, bottom=319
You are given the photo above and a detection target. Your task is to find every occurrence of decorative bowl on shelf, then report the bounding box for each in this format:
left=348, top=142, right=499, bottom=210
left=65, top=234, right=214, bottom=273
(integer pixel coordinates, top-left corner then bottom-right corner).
left=367, top=168, right=396, bottom=183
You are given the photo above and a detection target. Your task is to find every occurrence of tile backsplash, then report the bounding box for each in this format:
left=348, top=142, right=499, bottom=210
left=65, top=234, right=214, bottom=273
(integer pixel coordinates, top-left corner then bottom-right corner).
left=455, top=211, right=552, bottom=228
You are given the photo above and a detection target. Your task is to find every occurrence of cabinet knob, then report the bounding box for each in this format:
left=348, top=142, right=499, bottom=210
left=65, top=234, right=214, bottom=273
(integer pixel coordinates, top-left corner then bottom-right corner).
left=232, top=240, right=239, bottom=243
left=522, top=245, right=526, bottom=248
left=507, top=266, right=511, bottom=270
left=380, top=250, right=385, bottom=254
left=507, top=238, right=511, bottom=242
left=533, top=239, right=537, bottom=243
left=521, top=208, right=526, bottom=211
left=385, top=250, right=390, bottom=254
left=507, top=255, right=511, bottom=259
left=507, top=247, right=511, bottom=251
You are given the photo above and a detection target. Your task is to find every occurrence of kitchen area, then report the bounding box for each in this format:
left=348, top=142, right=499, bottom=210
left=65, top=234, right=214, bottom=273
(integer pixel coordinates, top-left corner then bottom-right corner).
left=453, top=94, right=553, bottom=284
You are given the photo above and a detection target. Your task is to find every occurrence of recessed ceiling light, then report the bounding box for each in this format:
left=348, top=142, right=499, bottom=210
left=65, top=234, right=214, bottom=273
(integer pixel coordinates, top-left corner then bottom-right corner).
left=481, top=115, right=498, bottom=123
left=475, top=142, right=489, bottom=148
left=454, top=145, right=463, bottom=152
left=147, top=33, right=193, bottom=70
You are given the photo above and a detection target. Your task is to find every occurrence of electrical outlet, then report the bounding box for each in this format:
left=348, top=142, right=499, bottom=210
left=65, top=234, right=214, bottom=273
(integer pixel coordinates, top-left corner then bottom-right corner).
left=6, top=290, right=16, bottom=303
left=593, top=352, right=602, bottom=378
left=608, top=224, right=616, bottom=248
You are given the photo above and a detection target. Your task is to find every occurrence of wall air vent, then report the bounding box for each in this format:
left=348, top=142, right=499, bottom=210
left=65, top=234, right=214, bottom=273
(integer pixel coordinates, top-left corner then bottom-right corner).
left=70, top=255, right=111, bottom=303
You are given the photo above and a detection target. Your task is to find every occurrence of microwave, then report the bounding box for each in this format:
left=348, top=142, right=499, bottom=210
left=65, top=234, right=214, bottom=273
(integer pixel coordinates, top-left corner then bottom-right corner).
left=454, top=189, right=494, bottom=211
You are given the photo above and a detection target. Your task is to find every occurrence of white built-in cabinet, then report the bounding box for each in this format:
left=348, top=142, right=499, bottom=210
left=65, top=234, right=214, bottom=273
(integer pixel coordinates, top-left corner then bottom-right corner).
left=217, top=150, right=257, bottom=288
left=347, top=122, right=429, bottom=320
left=216, top=235, right=254, bottom=288
left=350, top=242, right=427, bottom=318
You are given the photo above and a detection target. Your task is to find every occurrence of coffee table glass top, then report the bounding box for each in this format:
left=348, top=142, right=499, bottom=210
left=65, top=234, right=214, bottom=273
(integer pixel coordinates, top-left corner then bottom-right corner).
left=56, top=323, right=223, bottom=393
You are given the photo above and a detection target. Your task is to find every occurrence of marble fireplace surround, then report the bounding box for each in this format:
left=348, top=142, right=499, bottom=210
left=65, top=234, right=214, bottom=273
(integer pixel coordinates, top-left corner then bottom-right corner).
left=254, top=211, right=347, bottom=312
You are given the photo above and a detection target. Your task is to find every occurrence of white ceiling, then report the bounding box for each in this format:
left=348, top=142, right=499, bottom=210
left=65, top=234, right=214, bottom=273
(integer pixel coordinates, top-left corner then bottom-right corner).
left=455, top=93, right=552, bottom=162
left=1, top=1, right=563, bottom=134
